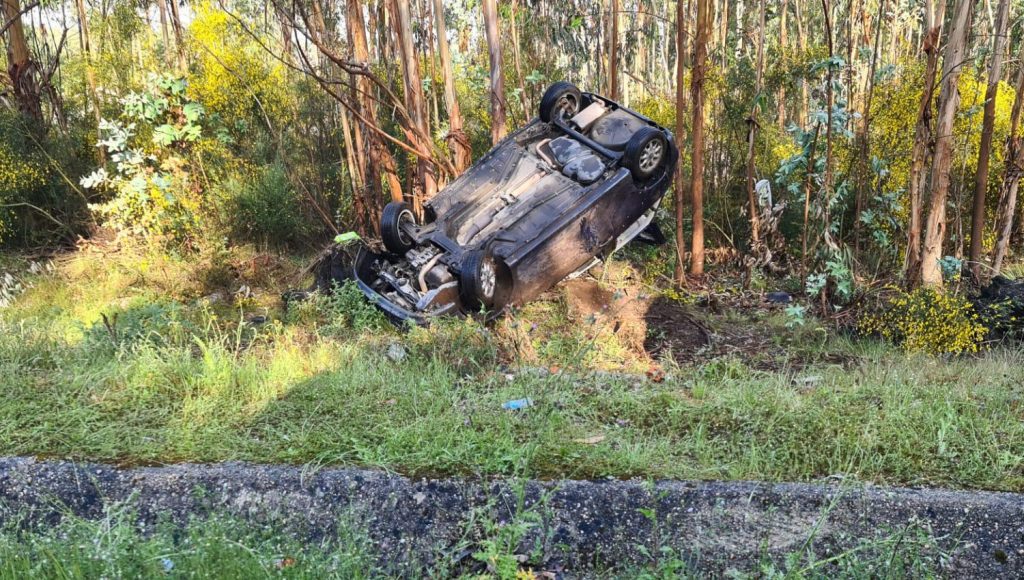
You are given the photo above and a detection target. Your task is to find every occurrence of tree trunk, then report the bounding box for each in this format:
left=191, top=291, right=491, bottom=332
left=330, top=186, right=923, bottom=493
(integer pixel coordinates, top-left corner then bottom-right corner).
left=968, top=0, right=1009, bottom=280
left=992, top=67, right=1024, bottom=273
left=853, top=0, right=885, bottom=257
left=482, top=0, right=507, bottom=144
left=167, top=0, right=186, bottom=72
left=744, top=0, right=765, bottom=256
left=608, top=0, right=619, bottom=100
left=795, top=0, right=808, bottom=124
left=820, top=0, right=835, bottom=254
left=2, top=0, right=42, bottom=121
left=509, top=0, right=531, bottom=121
left=777, top=0, right=788, bottom=127
left=74, top=0, right=102, bottom=138
left=348, top=0, right=403, bottom=222
left=674, top=0, right=689, bottom=287
left=392, top=0, right=437, bottom=211
left=903, top=0, right=946, bottom=286
left=154, top=0, right=172, bottom=66
left=919, top=0, right=973, bottom=287
left=433, top=0, right=471, bottom=173
left=690, top=0, right=711, bottom=277
left=340, top=107, right=370, bottom=235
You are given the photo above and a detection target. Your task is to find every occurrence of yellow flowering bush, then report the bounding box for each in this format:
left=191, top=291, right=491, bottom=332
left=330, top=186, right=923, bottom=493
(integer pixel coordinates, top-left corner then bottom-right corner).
left=859, top=287, right=987, bottom=355
left=0, top=142, right=50, bottom=242
left=188, top=3, right=291, bottom=125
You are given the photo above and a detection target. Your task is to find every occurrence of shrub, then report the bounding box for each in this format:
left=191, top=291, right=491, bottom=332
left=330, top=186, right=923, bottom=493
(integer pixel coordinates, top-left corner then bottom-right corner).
left=311, top=281, right=390, bottom=335
left=222, top=164, right=307, bottom=247
left=0, top=112, right=92, bottom=247
left=859, top=287, right=987, bottom=355
left=81, top=75, right=206, bottom=246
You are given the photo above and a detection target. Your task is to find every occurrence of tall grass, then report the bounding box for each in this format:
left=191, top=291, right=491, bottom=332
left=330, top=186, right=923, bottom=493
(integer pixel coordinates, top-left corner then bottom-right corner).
left=0, top=248, right=1022, bottom=489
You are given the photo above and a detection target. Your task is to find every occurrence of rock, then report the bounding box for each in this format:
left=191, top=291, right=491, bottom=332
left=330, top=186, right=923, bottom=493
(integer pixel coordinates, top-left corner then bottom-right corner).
left=386, top=343, right=407, bottom=362
left=198, top=292, right=225, bottom=307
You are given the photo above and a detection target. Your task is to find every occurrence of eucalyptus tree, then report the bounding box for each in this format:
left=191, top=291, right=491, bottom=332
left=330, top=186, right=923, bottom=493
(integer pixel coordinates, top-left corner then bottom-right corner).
left=391, top=0, right=436, bottom=211
left=2, top=0, right=42, bottom=121
left=969, top=0, right=1010, bottom=280
left=690, top=0, right=711, bottom=277
left=903, top=0, right=946, bottom=286
left=674, top=0, right=689, bottom=287
left=919, top=0, right=974, bottom=287
left=482, top=0, right=506, bottom=145
left=993, top=67, right=1024, bottom=274
left=432, top=0, right=471, bottom=172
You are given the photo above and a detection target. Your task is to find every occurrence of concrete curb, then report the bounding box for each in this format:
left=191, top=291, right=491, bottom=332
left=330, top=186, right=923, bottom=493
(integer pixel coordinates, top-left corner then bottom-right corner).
left=0, top=457, right=1020, bottom=577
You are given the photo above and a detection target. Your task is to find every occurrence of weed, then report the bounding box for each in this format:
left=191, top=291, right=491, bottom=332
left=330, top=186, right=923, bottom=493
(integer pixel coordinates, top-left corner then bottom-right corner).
left=0, top=502, right=387, bottom=579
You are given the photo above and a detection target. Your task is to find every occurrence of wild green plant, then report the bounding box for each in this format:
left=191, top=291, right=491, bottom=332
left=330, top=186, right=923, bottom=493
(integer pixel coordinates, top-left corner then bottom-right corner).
left=81, top=74, right=206, bottom=245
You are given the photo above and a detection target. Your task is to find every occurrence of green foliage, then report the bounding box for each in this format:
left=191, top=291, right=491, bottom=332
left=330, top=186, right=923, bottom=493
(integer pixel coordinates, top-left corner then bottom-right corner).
left=221, top=164, right=308, bottom=247
left=315, top=281, right=391, bottom=335
left=82, top=75, right=207, bottom=246
left=0, top=505, right=384, bottom=579
left=859, top=287, right=987, bottom=355
left=0, top=112, right=93, bottom=247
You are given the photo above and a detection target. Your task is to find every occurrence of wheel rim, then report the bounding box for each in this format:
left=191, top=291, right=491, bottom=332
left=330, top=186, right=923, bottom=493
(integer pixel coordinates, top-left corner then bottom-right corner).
left=638, top=139, right=664, bottom=173
left=397, top=210, right=414, bottom=245
left=479, top=259, right=496, bottom=299
left=555, top=95, right=578, bottom=120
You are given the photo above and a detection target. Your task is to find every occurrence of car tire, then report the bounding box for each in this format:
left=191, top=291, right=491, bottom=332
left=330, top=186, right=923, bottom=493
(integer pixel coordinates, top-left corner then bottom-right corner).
left=460, top=249, right=511, bottom=313
left=539, top=82, right=583, bottom=123
left=381, top=201, right=416, bottom=255
left=623, top=127, right=669, bottom=181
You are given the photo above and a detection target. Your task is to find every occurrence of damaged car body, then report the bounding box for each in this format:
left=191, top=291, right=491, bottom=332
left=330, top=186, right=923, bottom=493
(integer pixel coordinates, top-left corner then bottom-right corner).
left=353, top=82, right=679, bottom=324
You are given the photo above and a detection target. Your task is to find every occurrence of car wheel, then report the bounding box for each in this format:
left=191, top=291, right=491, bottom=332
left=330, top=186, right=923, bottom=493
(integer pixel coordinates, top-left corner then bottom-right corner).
left=460, top=249, right=511, bottom=313
left=381, top=201, right=416, bottom=254
left=539, top=82, right=583, bottom=123
left=623, top=127, right=668, bottom=181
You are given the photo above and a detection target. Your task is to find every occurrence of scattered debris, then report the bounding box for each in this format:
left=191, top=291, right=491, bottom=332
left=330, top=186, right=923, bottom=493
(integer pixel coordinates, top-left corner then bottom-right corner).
left=646, top=367, right=666, bottom=383
left=502, top=398, right=534, bottom=411
left=386, top=343, right=408, bottom=362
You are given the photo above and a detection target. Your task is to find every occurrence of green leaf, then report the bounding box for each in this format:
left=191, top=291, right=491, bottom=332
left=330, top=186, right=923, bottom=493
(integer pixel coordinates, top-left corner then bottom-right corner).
left=153, top=124, right=178, bottom=147
left=182, top=103, right=204, bottom=123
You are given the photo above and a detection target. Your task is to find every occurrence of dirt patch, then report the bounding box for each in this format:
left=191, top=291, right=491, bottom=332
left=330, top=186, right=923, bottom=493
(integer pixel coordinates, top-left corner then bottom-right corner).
left=556, top=275, right=858, bottom=371
left=560, top=278, right=651, bottom=354
left=643, top=296, right=712, bottom=365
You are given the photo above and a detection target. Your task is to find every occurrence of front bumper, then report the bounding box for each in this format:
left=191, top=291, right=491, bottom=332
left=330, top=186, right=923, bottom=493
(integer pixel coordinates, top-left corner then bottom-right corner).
left=352, top=246, right=459, bottom=326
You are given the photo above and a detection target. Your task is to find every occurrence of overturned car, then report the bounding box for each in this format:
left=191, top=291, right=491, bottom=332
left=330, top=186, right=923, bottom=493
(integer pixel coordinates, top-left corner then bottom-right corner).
left=354, top=82, right=679, bottom=324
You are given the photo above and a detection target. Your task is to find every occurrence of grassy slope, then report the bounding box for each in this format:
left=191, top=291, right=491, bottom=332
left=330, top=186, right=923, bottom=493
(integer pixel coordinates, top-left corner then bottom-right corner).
left=0, top=247, right=1022, bottom=491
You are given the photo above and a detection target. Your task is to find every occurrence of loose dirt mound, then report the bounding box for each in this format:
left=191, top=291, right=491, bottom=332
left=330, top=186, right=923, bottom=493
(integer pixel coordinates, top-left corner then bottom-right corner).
left=560, top=278, right=652, bottom=354
left=558, top=275, right=854, bottom=371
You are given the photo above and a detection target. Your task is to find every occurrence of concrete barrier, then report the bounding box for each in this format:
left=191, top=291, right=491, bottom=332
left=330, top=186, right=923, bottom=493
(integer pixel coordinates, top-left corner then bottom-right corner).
left=0, top=457, right=1020, bottom=577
